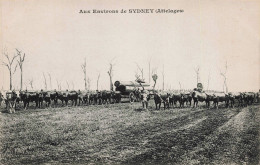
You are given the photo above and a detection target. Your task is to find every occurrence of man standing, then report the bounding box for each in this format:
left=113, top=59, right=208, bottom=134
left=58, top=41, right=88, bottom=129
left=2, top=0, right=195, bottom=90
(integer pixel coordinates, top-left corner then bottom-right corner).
left=141, top=90, right=149, bottom=109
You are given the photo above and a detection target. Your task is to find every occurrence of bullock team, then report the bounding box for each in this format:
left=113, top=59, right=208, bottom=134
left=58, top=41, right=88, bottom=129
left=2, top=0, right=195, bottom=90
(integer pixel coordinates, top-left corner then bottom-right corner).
left=152, top=88, right=260, bottom=110
left=0, top=88, right=259, bottom=113
left=0, top=89, right=122, bottom=113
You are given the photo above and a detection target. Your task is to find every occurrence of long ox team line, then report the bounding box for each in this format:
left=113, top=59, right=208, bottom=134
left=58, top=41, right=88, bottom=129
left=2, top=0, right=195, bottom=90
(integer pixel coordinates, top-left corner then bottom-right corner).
left=1, top=89, right=259, bottom=112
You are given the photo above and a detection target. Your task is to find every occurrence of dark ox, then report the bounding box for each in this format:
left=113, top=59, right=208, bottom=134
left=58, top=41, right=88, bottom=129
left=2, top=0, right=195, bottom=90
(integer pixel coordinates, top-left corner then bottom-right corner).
left=49, top=91, right=59, bottom=107
left=212, top=92, right=229, bottom=109
left=20, top=91, right=40, bottom=109
left=243, top=92, right=256, bottom=106
left=112, top=91, right=121, bottom=103
left=58, top=91, right=78, bottom=106
left=101, top=91, right=115, bottom=104
left=170, top=93, right=182, bottom=108
left=43, top=91, right=51, bottom=107
left=192, top=90, right=207, bottom=108
left=78, top=91, right=89, bottom=106
left=36, top=90, right=51, bottom=108
left=227, top=92, right=243, bottom=108
left=154, top=93, right=170, bottom=110
left=0, top=92, right=3, bottom=106
left=38, top=91, right=44, bottom=108
left=101, top=90, right=113, bottom=104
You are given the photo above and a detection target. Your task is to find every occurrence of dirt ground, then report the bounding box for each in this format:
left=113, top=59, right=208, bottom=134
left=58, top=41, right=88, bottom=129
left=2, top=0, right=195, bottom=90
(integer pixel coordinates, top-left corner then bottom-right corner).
left=0, top=102, right=259, bottom=165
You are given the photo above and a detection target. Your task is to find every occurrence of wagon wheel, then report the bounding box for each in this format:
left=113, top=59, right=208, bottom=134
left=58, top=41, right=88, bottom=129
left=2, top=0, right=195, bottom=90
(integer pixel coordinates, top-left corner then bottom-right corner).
left=129, top=92, right=136, bottom=103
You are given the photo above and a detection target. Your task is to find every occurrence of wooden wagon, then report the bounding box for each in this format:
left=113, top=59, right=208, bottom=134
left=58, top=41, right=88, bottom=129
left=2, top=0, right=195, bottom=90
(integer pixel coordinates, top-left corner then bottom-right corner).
left=114, top=80, right=151, bottom=103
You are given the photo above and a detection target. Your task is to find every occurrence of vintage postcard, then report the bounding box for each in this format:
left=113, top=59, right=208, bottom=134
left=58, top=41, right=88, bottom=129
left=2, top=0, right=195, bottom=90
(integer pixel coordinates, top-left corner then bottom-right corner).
left=0, top=0, right=259, bottom=164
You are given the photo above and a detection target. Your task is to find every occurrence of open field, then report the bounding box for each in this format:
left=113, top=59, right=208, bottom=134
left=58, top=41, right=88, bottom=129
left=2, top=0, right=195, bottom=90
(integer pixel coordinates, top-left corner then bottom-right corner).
left=0, top=102, right=259, bottom=165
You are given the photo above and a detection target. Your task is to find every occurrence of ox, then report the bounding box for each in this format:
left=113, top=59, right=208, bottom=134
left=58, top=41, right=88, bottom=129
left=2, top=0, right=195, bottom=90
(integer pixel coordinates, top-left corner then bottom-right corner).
left=192, top=90, right=207, bottom=108
left=20, top=90, right=39, bottom=109
left=212, top=92, right=229, bottom=109
left=154, top=92, right=170, bottom=110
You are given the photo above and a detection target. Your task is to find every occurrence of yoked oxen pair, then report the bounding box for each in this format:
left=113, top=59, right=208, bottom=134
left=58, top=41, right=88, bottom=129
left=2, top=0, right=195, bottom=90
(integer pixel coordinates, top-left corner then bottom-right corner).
left=193, top=90, right=230, bottom=109
left=154, top=92, right=170, bottom=110
left=243, top=92, right=256, bottom=106
left=20, top=90, right=40, bottom=109
left=38, top=90, right=53, bottom=108
left=170, top=92, right=192, bottom=108
left=88, top=91, right=102, bottom=105
left=211, top=92, right=229, bottom=109
left=101, top=90, right=115, bottom=104
left=228, top=92, right=255, bottom=107
left=192, top=90, right=216, bottom=108
left=58, top=90, right=78, bottom=106
left=192, top=90, right=207, bottom=108
left=227, top=92, right=244, bottom=108
left=78, top=90, right=89, bottom=106
left=94, top=90, right=121, bottom=105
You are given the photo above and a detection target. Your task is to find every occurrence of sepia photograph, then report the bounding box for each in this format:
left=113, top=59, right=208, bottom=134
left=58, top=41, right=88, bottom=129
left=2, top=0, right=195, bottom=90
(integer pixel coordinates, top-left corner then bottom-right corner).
left=0, top=0, right=259, bottom=164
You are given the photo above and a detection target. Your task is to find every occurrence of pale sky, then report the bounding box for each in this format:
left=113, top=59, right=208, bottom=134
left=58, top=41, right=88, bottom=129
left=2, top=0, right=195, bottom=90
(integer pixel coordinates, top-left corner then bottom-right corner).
left=0, top=0, right=259, bottom=92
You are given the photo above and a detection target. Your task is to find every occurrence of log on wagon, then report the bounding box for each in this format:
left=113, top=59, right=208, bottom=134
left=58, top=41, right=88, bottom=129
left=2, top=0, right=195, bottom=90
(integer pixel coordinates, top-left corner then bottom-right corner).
left=114, top=80, right=152, bottom=103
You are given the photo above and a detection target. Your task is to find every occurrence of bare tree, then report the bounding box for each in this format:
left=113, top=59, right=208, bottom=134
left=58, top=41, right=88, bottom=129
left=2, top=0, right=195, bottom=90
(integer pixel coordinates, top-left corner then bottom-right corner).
left=48, top=73, right=52, bottom=90
left=81, top=58, right=87, bottom=90
left=66, top=81, right=70, bottom=90
left=2, top=48, right=18, bottom=90
left=29, top=78, right=34, bottom=90
left=42, top=72, right=47, bottom=90
left=16, top=49, right=26, bottom=90
left=148, top=57, right=152, bottom=84
left=162, top=64, right=165, bottom=91
left=71, top=81, right=74, bottom=90
left=87, top=77, right=91, bottom=90
left=97, top=73, right=100, bottom=90
left=220, top=61, right=228, bottom=93
left=152, top=68, right=158, bottom=90
left=194, top=66, right=200, bottom=84
left=135, top=62, right=144, bottom=80
left=135, top=72, right=141, bottom=82
left=179, top=82, right=182, bottom=91
left=107, top=57, right=116, bottom=91
left=56, top=79, right=61, bottom=90
left=207, top=71, right=211, bottom=90
left=23, top=82, right=28, bottom=90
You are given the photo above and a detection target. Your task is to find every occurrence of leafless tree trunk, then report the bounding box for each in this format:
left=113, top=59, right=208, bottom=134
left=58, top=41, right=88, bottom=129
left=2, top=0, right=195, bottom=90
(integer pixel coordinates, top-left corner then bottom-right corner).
left=81, top=58, right=87, bottom=90
left=71, top=81, right=74, bottom=90
left=42, top=72, right=47, bottom=90
left=207, top=71, right=211, bottom=90
left=107, top=63, right=114, bottom=91
left=66, top=81, right=70, bottom=90
left=162, top=64, right=165, bottom=91
left=135, top=71, right=141, bottom=82
left=152, top=68, right=158, bottom=90
left=148, top=57, right=152, bottom=84
left=48, top=73, right=52, bottom=90
left=97, top=73, right=100, bottom=90
left=2, top=48, right=18, bottom=90
left=87, top=77, right=91, bottom=90
left=179, top=82, right=182, bottom=91
left=29, top=78, right=34, bottom=90
left=56, top=79, right=61, bottom=90
left=136, top=63, right=144, bottom=80
left=16, top=49, right=26, bottom=90
left=220, top=61, right=228, bottom=93
left=194, top=66, right=200, bottom=84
